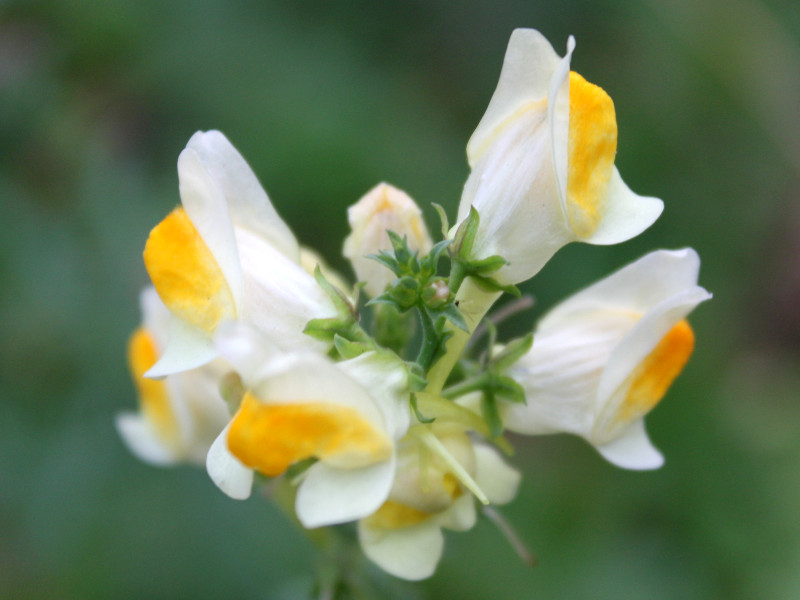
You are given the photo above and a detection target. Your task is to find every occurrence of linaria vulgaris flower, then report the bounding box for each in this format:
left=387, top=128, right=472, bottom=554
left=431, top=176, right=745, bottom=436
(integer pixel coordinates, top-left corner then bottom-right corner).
left=358, top=426, right=520, bottom=580
left=206, top=322, right=411, bottom=528
left=456, top=28, right=664, bottom=285
left=143, top=131, right=337, bottom=376
left=503, top=249, right=711, bottom=469
left=116, top=287, right=229, bottom=465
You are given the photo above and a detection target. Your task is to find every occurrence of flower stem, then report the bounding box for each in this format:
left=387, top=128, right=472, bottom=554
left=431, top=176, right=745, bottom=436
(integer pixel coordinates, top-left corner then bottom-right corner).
left=425, top=277, right=500, bottom=395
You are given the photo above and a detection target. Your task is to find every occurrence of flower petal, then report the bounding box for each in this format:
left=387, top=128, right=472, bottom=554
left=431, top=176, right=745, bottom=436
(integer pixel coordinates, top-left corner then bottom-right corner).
left=337, top=351, right=410, bottom=441
left=541, top=249, right=706, bottom=329
left=213, top=320, right=281, bottom=384
left=115, top=413, right=178, bottom=466
left=584, top=167, right=664, bottom=245
left=206, top=424, right=254, bottom=500
left=358, top=518, right=444, bottom=581
left=473, top=443, right=521, bottom=506
left=296, top=455, right=396, bottom=528
left=437, top=494, right=477, bottom=532
left=594, top=418, right=664, bottom=470
left=597, top=286, right=711, bottom=409
left=186, top=131, right=300, bottom=263
left=467, top=28, right=562, bottom=165
left=145, top=316, right=217, bottom=378
left=177, top=146, right=243, bottom=312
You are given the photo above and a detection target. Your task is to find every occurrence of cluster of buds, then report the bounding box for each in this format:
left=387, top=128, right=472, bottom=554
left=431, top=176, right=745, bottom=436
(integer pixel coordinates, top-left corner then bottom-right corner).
left=118, top=29, right=710, bottom=582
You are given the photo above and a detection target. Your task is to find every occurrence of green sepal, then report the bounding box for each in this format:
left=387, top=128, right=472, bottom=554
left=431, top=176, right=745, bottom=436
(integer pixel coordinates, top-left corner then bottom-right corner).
left=451, top=205, right=479, bottom=257
left=491, top=375, right=527, bottom=405
left=333, top=334, right=373, bottom=360
left=406, top=363, right=427, bottom=393
left=313, top=266, right=354, bottom=316
left=410, top=393, right=436, bottom=423
left=461, top=254, right=508, bottom=276
left=431, top=302, right=468, bottom=332
left=303, top=317, right=348, bottom=342
left=421, top=239, right=452, bottom=277
left=480, top=390, right=504, bottom=439
left=366, top=251, right=403, bottom=277
left=492, top=332, right=533, bottom=372
left=431, top=202, right=450, bottom=239
left=427, top=327, right=453, bottom=371
left=470, top=274, right=521, bottom=298
left=387, top=230, right=413, bottom=266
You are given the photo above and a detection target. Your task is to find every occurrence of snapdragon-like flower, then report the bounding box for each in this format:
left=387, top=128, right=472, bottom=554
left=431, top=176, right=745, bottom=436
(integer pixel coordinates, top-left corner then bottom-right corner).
left=343, top=182, right=433, bottom=297
left=143, top=130, right=338, bottom=376
left=503, top=249, right=711, bottom=469
left=206, top=322, right=411, bottom=528
left=116, top=287, right=230, bottom=465
left=358, top=425, right=520, bottom=580
left=456, top=28, right=664, bottom=285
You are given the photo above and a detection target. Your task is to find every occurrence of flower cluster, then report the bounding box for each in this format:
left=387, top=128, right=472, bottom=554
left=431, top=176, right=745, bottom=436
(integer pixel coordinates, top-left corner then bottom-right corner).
left=118, top=29, right=710, bottom=582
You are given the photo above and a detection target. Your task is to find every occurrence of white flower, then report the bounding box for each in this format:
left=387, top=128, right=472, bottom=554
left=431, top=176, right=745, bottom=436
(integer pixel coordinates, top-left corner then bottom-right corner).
left=116, top=287, right=230, bottom=465
left=143, top=130, right=338, bottom=377
left=343, top=183, right=432, bottom=297
left=456, top=29, right=664, bottom=285
left=205, top=322, right=411, bottom=528
left=358, top=427, right=520, bottom=580
left=504, top=249, right=711, bottom=469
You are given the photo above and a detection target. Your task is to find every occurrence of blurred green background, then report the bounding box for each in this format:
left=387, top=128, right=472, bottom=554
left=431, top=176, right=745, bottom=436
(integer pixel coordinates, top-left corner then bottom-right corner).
left=2, top=0, right=799, bottom=598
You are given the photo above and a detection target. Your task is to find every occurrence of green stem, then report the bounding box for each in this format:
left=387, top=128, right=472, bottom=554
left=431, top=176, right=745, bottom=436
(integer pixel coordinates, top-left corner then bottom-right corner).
left=415, top=305, right=439, bottom=371
left=425, top=277, right=500, bottom=395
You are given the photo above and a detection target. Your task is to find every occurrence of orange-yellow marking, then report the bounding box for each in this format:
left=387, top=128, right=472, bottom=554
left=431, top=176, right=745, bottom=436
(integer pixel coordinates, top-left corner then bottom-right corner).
left=128, top=328, right=180, bottom=446
left=620, top=320, right=695, bottom=421
left=143, top=207, right=235, bottom=333
left=566, top=71, right=617, bottom=238
left=227, top=393, right=392, bottom=477
left=363, top=500, right=431, bottom=530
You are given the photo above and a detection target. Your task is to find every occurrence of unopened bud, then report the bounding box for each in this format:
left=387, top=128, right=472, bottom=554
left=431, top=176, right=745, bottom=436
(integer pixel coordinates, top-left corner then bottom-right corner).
left=343, top=183, right=432, bottom=297
left=422, top=279, right=450, bottom=309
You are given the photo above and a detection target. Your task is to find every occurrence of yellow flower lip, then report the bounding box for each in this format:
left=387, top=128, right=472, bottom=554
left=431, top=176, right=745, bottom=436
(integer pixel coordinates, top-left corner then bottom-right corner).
left=619, top=319, right=695, bottom=422
left=227, top=393, right=393, bottom=477
left=143, top=207, right=236, bottom=333
left=363, top=500, right=432, bottom=530
left=127, top=328, right=180, bottom=447
left=565, top=71, right=618, bottom=238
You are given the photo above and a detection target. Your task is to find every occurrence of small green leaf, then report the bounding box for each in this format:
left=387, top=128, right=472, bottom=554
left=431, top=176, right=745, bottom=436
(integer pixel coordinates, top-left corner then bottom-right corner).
left=463, top=254, right=508, bottom=275
left=471, top=274, right=521, bottom=297
left=313, top=266, right=354, bottom=315
left=432, top=202, right=450, bottom=239
left=436, top=303, right=468, bottom=332
left=387, top=230, right=411, bottom=264
left=492, top=375, right=527, bottom=405
left=303, top=317, right=345, bottom=342
left=492, top=333, right=534, bottom=372
left=452, top=206, right=480, bottom=257
left=366, top=250, right=403, bottom=276
left=481, top=390, right=503, bottom=439
left=333, top=334, right=372, bottom=359
left=410, top=393, right=436, bottom=423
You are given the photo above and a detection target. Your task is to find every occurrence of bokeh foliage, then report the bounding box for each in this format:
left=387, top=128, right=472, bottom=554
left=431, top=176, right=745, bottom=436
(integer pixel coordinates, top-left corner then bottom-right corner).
left=2, top=0, right=799, bottom=598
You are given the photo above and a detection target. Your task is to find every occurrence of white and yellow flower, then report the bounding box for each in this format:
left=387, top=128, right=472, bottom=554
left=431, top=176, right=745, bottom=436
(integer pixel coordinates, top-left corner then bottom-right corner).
left=503, top=249, right=711, bottom=469
left=343, top=183, right=432, bottom=297
left=205, top=322, right=411, bottom=528
left=456, top=29, right=664, bottom=285
left=143, top=130, right=338, bottom=377
left=116, top=287, right=230, bottom=465
left=358, top=426, right=520, bottom=580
